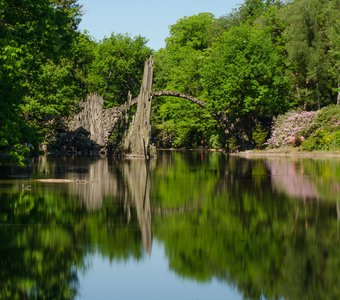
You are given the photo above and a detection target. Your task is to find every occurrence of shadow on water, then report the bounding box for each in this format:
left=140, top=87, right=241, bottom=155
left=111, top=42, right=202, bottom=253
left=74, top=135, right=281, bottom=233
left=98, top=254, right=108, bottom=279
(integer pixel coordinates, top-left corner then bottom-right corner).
left=0, top=152, right=340, bottom=299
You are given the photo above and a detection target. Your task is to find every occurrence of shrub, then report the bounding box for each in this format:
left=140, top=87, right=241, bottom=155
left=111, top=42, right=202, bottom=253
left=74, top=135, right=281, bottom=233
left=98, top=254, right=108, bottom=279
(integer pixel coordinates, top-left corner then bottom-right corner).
left=208, top=134, right=222, bottom=149
left=313, top=105, right=340, bottom=130
left=301, top=129, right=331, bottom=151
left=252, top=124, right=268, bottom=149
left=305, top=105, right=340, bottom=135
left=301, top=105, right=340, bottom=151
left=330, top=130, right=340, bottom=150
left=267, top=110, right=317, bottom=148
left=226, top=137, right=238, bottom=152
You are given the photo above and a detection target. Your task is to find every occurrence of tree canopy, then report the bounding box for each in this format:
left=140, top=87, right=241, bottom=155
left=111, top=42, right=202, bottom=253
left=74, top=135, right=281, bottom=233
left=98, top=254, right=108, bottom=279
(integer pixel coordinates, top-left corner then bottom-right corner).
left=87, top=33, right=152, bottom=107
left=0, top=0, right=85, bottom=164
left=152, top=0, right=340, bottom=150
left=1, top=0, right=339, bottom=161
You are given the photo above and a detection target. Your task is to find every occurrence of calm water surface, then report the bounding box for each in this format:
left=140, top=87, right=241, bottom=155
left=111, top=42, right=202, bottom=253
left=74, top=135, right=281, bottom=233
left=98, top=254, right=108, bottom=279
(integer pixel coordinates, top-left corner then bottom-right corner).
left=0, top=151, right=339, bottom=300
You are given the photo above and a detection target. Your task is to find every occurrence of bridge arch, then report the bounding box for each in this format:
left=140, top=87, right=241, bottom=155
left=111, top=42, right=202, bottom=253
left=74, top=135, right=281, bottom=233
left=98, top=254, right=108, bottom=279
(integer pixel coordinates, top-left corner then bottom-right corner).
left=64, top=58, right=227, bottom=158
left=151, top=91, right=206, bottom=108
left=150, top=90, right=228, bottom=137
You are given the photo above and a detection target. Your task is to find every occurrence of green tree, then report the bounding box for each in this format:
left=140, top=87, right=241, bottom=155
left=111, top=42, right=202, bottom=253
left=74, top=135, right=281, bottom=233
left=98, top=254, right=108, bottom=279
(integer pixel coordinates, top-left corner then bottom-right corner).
left=0, top=0, right=84, bottom=163
left=202, top=23, right=291, bottom=148
left=87, top=33, right=152, bottom=107
left=284, top=0, right=340, bottom=108
left=236, top=0, right=275, bottom=22
left=327, top=3, right=340, bottom=105
left=153, top=13, right=222, bottom=148
left=165, top=13, right=217, bottom=51
left=20, top=31, right=96, bottom=142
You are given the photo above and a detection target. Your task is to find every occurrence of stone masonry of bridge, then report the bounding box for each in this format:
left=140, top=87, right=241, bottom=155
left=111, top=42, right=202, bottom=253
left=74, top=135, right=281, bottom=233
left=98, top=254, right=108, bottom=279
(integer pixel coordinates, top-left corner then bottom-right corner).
left=67, top=93, right=131, bottom=147
left=122, top=57, right=154, bottom=158
left=63, top=57, right=225, bottom=157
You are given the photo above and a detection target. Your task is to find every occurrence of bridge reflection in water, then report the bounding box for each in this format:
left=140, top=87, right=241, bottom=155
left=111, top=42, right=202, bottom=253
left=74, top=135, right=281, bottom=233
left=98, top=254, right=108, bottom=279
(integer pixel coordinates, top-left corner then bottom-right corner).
left=36, top=153, right=340, bottom=243
left=35, top=154, right=340, bottom=253
left=121, top=159, right=153, bottom=253
left=1, top=153, right=340, bottom=300
left=37, top=156, right=154, bottom=252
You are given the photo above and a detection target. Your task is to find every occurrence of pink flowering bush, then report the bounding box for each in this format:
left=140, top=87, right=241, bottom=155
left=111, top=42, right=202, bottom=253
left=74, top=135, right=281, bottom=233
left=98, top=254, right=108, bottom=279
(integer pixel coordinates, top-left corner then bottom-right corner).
left=267, top=110, right=317, bottom=148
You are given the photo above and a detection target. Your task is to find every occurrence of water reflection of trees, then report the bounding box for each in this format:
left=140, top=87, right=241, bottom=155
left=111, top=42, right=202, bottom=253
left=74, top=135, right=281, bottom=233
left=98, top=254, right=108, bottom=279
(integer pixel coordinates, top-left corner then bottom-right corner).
left=0, top=154, right=340, bottom=299
left=152, top=155, right=340, bottom=300
left=0, top=157, right=153, bottom=299
left=0, top=191, right=84, bottom=299
left=267, top=158, right=340, bottom=203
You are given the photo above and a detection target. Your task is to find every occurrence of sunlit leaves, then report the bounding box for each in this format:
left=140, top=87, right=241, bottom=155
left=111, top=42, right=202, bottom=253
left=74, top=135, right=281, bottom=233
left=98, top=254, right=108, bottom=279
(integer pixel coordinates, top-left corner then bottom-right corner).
left=284, top=0, right=340, bottom=108
left=153, top=14, right=221, bottom=148
left=202, top=23, right=291, bottom=143
left=87, top=34, right=152, bottom=107
left=166, top=13, right=216, bottom=51
left=0, top=0, right=84, bottom=162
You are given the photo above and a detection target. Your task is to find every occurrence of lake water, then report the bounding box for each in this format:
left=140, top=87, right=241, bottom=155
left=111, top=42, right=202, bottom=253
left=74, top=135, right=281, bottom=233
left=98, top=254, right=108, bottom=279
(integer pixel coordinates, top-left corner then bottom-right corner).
left=0, top=151, right=339, bottom=300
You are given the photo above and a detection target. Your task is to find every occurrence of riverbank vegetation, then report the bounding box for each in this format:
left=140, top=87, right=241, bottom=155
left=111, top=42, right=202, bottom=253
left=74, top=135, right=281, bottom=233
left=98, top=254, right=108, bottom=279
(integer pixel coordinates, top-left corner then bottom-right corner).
left=267, top=105, right=340, bottom=151
left=1, top=0, right=339, bottom=164
left=152, top=0, right=340, bottom=150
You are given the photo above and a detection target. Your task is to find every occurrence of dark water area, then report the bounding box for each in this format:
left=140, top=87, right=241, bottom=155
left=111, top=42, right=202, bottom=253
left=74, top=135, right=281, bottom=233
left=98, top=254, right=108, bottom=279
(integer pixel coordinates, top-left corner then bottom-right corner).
left=0, top=152, right=339, bottom=300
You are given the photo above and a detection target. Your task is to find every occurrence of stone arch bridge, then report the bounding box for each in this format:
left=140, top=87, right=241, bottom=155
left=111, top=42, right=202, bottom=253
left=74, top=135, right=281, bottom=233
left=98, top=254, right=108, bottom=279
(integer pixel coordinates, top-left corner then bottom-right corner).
left=67, top=57, right=222, bottom=158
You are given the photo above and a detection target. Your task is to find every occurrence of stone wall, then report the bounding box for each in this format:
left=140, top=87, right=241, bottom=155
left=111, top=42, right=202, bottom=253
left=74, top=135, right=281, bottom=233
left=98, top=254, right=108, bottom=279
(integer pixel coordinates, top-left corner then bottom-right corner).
left=68, top=94, right=122, bottom=146
left=45, top=94, right=129, bottom=155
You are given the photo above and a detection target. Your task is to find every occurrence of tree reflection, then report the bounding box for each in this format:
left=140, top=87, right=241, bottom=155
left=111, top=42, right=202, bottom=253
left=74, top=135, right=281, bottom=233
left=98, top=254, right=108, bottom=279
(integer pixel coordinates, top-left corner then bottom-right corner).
left=152, top=155, right=340, bottom=300
left=0, top=157, right=149, bottom=299
left=0, top=192, right=82, bottom=299
left=0, top=154, right=339, bottom=299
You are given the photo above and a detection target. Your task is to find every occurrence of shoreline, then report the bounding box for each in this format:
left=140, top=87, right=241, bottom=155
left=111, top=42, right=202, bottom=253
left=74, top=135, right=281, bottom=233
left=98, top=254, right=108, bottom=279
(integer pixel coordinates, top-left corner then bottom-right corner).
left=231, top=148, right=340, bottom=159
left=156, top=148, right=340, bottom=158
left=156, top=148, right=340, bottom=159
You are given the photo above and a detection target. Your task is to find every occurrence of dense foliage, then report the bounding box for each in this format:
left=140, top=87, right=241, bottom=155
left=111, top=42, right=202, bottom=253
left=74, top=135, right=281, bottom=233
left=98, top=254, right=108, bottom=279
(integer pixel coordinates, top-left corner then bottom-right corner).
left=1, top=0, right=339, bottom=163
left=152, top=0, right=340, bottom=150
left=0, top=0, right=86, bottom=164
left=302, top=105, right=340, bottom=150
left=86, top=34, right=152, bottom=107
left=0, top=0, right=152, bottom=164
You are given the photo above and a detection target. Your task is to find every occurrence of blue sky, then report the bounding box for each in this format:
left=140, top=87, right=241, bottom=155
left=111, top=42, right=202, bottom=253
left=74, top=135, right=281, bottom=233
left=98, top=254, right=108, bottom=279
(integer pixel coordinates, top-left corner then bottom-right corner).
left=78, top=0, right=243, bottom=50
